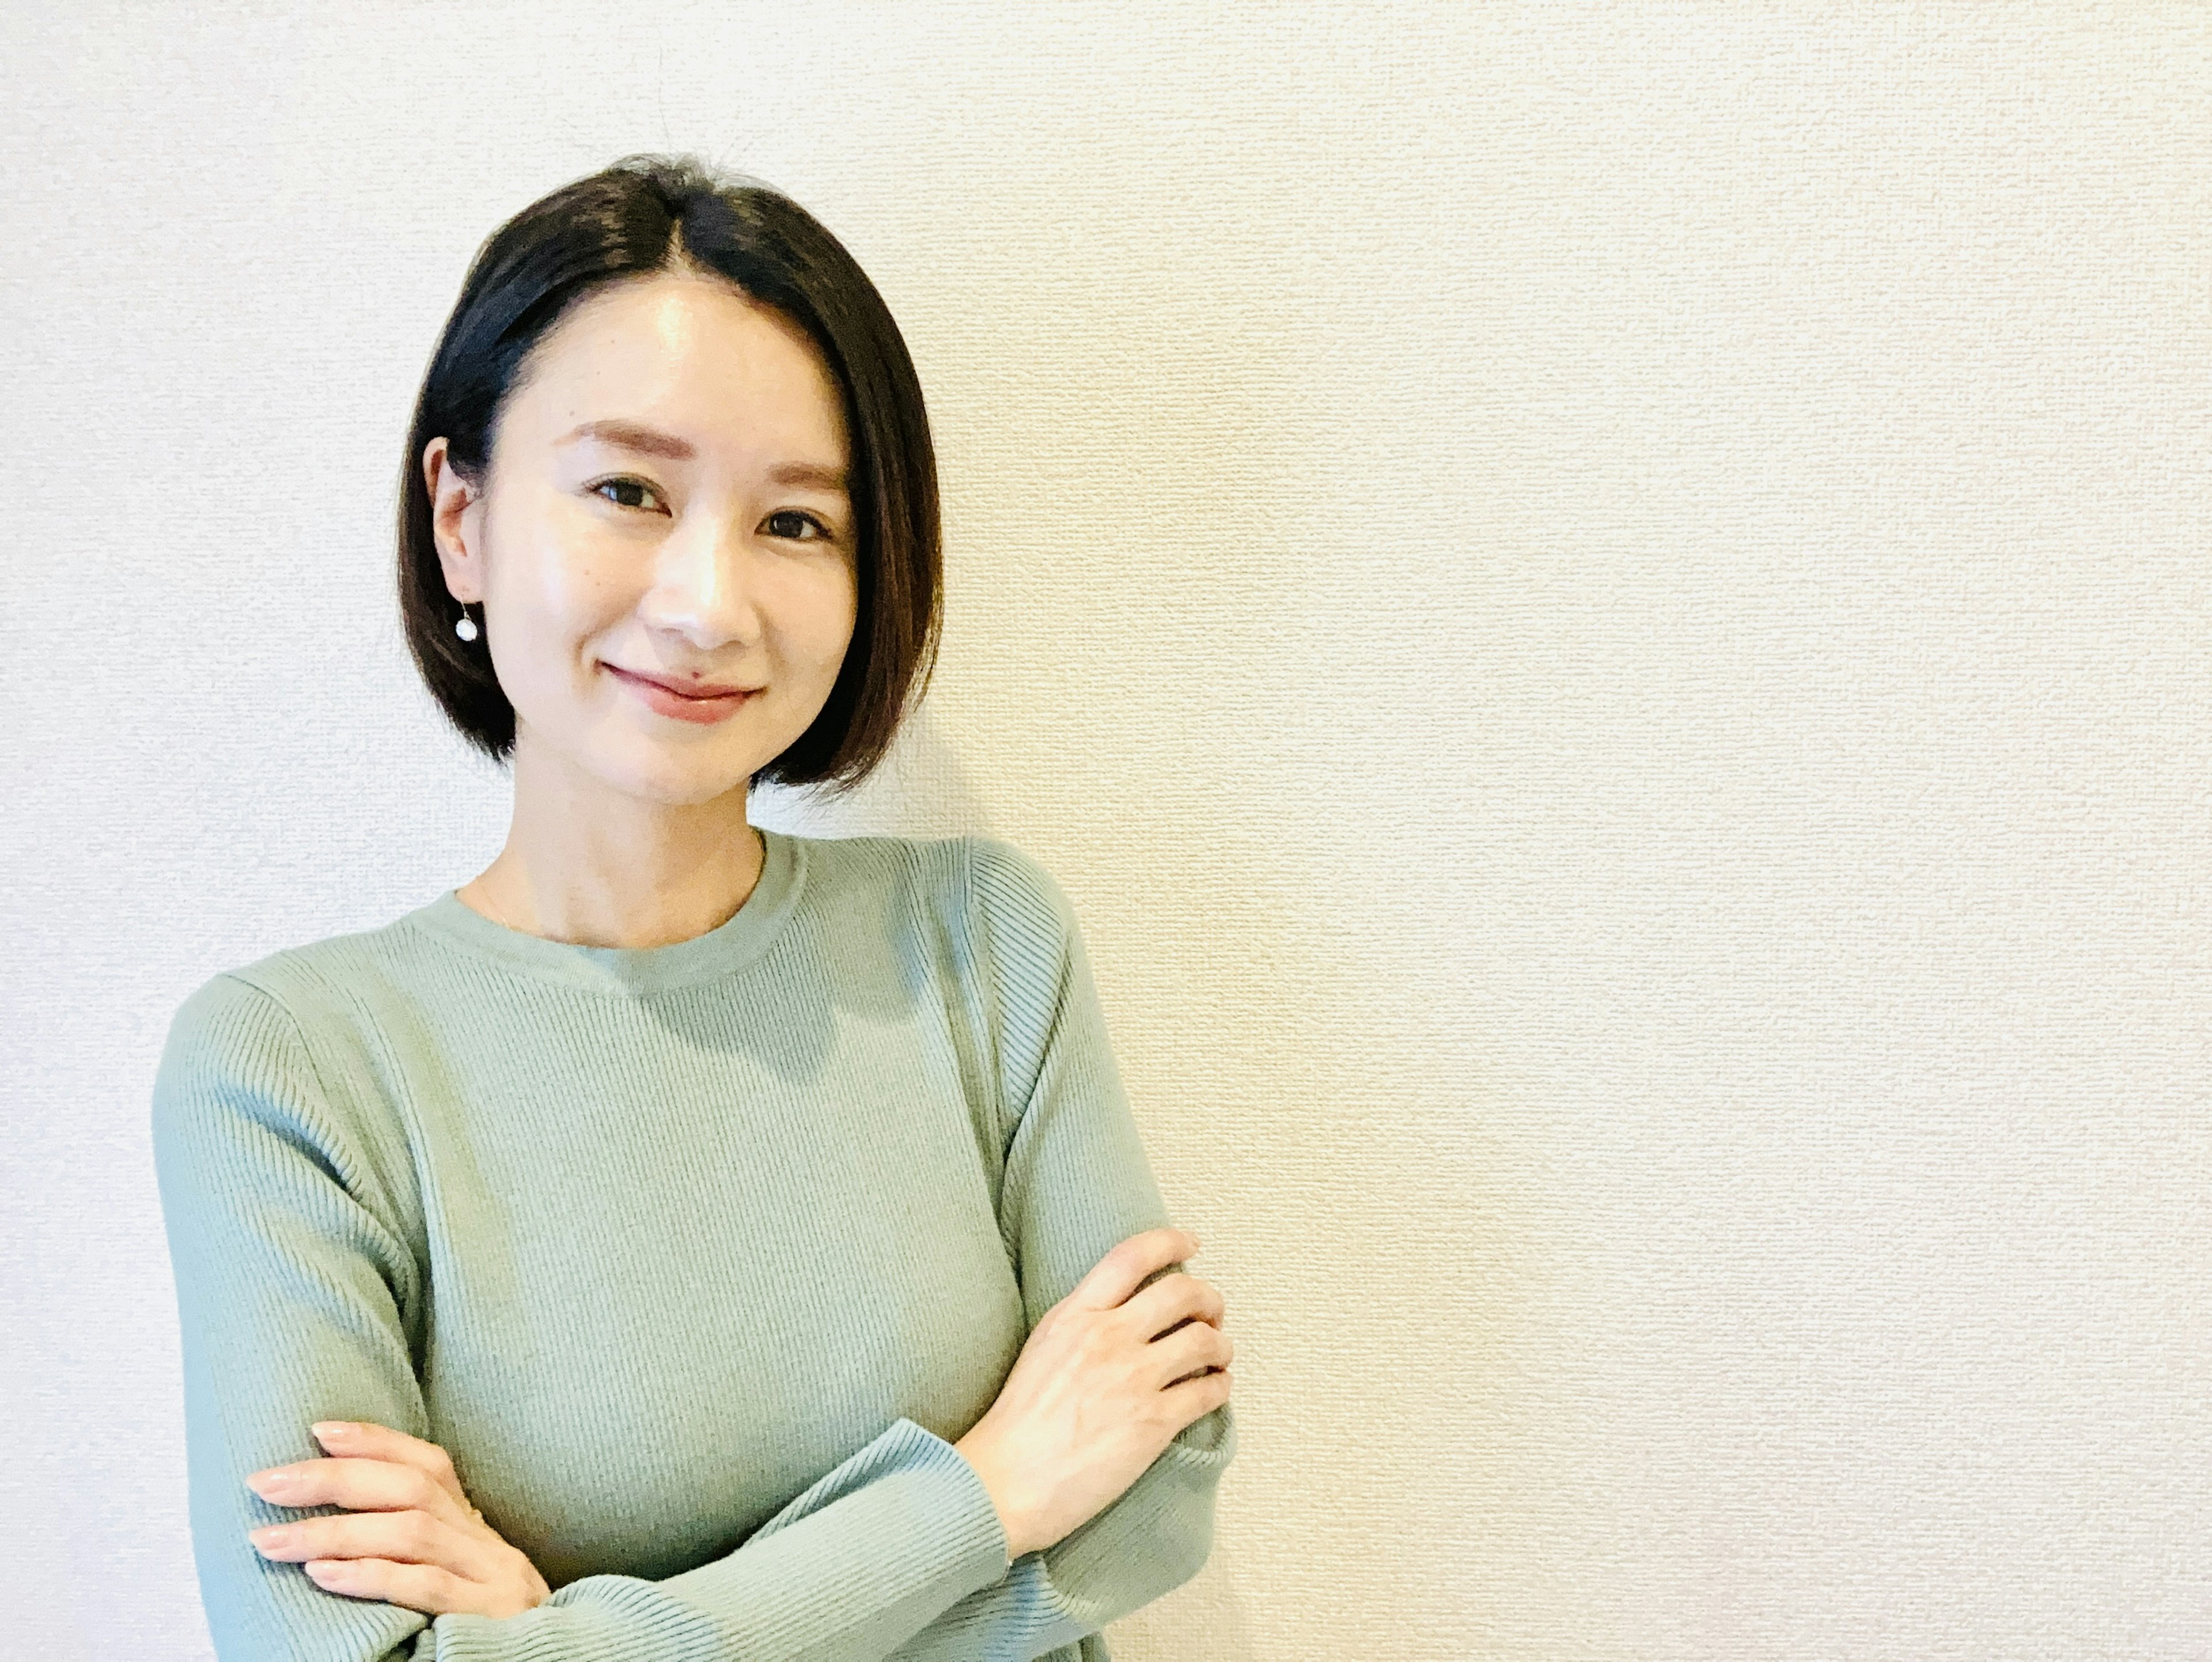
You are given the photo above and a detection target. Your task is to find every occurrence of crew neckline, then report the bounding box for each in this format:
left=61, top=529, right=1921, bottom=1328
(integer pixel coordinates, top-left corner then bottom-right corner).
left=401, top=825, right=808, bottom=994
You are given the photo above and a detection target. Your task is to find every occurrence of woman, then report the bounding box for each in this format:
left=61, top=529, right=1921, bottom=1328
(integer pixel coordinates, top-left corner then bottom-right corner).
left=151, top=154, right=1236, bottom=1662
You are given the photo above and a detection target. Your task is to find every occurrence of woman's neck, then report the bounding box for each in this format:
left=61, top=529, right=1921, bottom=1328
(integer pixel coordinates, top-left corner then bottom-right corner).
left=456, top=745, right=767, bottom=949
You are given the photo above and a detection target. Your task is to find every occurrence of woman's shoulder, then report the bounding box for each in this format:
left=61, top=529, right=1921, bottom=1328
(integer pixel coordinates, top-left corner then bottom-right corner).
left=155, top=907, right=445, bottom=1097
left=151, top=919, right=433, bottom=1274
left=787, top=827, right=1077, bottom=941
left=149, top=917, right=430, bottom=1189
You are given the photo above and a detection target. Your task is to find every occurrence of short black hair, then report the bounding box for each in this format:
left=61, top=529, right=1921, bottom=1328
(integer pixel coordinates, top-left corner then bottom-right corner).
left=396, top=154, right=941, bottom=793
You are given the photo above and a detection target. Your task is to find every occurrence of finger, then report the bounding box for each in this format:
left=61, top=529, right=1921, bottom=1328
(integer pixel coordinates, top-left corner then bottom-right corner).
left=250, top=1507, right=502, bottom=1583
left=303, top=1555, right=486, bottom=1616
left=1160, top=1364, right=1234, bottom=1425
left=309, top=1421, right=471, bottom=1512
left=1067, top=1226, right=1201, bottom=1312
left=244, top=1454, right=462, bottom=1527
left=1146, top=1313, right=1234, bottom=1386
left=1119, top=1271, right=1226, bottom=1339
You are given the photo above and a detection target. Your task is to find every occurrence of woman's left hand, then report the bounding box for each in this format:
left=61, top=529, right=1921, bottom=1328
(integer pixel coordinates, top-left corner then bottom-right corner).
left=244, top=1421, right=551, bottom=1619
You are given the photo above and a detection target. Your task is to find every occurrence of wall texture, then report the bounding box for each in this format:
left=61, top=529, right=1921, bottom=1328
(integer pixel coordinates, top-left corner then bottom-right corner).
left=3, top=3, right=2207, bottom=1657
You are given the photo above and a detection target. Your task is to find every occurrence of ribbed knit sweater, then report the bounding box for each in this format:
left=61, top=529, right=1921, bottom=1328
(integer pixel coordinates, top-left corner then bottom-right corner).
left=150, top=828, right=1234, bottom=1661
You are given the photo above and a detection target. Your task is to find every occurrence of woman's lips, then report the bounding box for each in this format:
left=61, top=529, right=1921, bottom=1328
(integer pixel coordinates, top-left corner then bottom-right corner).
left=603, top=663, right=760, bottom=725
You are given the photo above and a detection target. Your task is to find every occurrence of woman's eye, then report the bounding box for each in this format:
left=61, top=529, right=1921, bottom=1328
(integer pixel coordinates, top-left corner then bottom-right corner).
left=765, top=509, right=829, bottom=540
left=591, top=478, right=662, bottom=512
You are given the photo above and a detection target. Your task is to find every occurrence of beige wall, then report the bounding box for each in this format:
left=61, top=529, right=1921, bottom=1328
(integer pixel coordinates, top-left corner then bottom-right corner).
left=5, top=3, right=2207, bottom=1656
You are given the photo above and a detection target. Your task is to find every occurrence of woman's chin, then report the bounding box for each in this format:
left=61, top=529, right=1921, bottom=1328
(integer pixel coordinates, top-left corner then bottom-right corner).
left=560, top=740, right=757, bottom=809
left=626, top=759, right=757, bottom=808
left=516, top=710, right=777, bottom=808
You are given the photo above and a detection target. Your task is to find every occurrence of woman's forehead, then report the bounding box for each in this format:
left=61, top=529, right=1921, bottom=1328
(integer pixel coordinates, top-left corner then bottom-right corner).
left=506, top=275, right=850, bottom=464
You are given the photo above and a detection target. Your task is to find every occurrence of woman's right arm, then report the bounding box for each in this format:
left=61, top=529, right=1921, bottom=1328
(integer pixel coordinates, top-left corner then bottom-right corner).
left=151, top=972, right=1014, bottom=1662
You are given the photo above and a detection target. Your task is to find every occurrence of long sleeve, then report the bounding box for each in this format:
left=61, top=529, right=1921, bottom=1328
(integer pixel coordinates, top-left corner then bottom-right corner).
left=879, top=839, right=1236, bottom=1660
left=150, top=972, right=1013, bottom=1662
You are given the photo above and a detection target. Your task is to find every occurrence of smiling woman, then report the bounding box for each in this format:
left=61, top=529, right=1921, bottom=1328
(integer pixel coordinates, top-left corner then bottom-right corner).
left=393, top=162, right=938, bottom=949
left=150, top=155, right=1234, bottom=1662
left=418, top=268, right=869, bottom=942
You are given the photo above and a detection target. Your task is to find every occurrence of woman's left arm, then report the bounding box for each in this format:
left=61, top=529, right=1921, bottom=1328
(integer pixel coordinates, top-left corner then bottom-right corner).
left=853, top=837, right=1241, bottom=1658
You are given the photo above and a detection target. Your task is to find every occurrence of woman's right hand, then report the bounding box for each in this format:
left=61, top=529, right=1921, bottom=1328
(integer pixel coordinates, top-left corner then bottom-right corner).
left=953, top=1226, right=1234, bottom=1561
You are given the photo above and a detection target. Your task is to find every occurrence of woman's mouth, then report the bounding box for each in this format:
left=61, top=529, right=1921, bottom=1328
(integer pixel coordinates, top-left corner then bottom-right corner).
left=601, top=663, right=761, bottom=725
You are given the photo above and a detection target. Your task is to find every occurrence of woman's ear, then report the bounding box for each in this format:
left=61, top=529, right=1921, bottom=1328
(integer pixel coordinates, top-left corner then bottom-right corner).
left=424, top=436, right=486, bottom=605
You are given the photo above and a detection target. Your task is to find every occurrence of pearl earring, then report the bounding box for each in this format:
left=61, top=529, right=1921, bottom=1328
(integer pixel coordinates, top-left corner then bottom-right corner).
left=454, top=607, right=479, bottom=642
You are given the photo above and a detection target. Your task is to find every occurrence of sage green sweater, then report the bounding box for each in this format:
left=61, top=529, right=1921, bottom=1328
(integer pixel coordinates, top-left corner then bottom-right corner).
left=150, top=828, right=1234, bottom=1661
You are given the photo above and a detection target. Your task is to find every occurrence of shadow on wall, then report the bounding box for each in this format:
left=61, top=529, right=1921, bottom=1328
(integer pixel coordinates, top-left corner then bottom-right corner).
left=750, top=705, right=996, bottom=844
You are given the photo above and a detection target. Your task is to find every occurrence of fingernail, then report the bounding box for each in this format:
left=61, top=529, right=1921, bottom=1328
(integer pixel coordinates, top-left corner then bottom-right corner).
left=248, top=1469, right=297, bottom=1494
left=251, top=1527, right=292, bottom=1549
left=311, top=1421, right=350, bottom=1438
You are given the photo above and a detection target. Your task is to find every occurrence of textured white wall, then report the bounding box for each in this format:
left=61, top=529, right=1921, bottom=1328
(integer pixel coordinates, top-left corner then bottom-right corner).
left=5, top=3, right=2207, bottom=1657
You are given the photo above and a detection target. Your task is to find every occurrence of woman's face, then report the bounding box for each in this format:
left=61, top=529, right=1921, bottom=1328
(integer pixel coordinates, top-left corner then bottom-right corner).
left=426, top=270, right=859, bottom=806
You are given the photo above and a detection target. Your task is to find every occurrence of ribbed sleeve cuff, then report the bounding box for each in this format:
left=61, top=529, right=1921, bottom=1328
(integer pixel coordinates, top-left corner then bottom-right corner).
left=565, top=1416, right=1012, bottom=1656
left=743, top=1415, right=1011, bottom=1568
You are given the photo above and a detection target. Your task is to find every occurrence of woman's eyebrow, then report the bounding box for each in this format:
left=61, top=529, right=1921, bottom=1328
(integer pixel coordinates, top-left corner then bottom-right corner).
left=767, top=460, right=850, bottom=494
left=556, top=421, right=847, bottom=494
left=557, top=418, right=694, bottom=459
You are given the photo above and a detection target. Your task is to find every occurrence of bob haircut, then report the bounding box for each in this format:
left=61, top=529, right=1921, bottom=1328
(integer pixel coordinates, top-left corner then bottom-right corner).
left=396, top=153, right=941, bottom=794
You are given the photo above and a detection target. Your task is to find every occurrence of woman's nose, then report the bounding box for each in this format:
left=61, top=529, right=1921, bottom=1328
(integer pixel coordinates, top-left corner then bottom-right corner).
left=642, top=516, right=758, bottom=647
